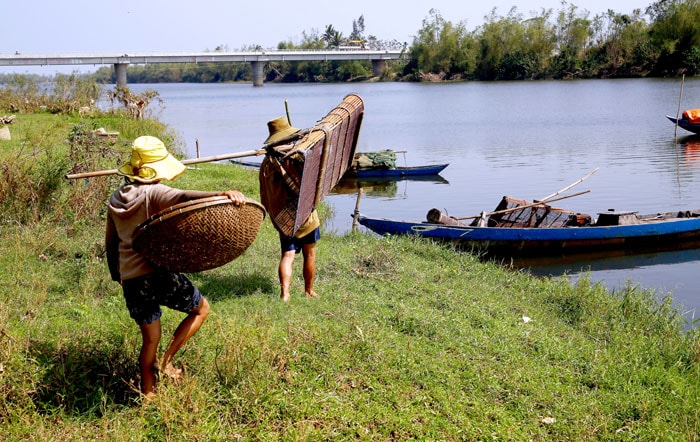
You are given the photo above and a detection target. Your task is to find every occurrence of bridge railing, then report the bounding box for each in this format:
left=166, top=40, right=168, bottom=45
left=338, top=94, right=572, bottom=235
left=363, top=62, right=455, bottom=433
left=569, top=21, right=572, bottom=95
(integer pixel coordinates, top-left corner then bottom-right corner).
left=0, top=50, right=405, bottom=67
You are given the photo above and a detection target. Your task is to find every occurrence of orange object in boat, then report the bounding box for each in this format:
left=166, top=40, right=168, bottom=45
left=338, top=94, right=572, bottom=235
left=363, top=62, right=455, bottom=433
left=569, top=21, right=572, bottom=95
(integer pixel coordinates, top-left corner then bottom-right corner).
left=682, top=109, right=700, bottom=123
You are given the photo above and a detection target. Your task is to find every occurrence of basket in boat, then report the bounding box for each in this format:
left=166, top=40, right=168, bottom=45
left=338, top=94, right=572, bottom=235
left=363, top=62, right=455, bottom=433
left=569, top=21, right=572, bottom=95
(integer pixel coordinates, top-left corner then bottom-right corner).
left=132, top=195, right=266, bottom=273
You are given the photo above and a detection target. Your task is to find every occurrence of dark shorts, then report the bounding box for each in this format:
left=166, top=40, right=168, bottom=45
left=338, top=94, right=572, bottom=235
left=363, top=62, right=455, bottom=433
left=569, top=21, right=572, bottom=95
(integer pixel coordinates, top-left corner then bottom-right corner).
left=280, top=227, right=320, bottom=254
left=122, top=270, right=202, bottom=325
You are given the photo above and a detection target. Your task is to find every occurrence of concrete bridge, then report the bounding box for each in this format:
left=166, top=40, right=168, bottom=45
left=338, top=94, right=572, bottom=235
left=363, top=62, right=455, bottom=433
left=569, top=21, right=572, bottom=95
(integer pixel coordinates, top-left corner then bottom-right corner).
left=0, top=50, right=406, bottom=86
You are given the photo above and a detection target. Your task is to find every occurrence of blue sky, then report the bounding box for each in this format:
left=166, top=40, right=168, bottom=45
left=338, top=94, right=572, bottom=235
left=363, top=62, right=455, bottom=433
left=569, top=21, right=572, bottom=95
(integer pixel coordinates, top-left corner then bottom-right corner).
left=2, top=0, right=650, bottom=74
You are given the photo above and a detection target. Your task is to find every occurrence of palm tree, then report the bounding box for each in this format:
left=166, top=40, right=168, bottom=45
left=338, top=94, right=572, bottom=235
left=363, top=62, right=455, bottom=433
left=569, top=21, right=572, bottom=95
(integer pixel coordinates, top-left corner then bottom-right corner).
left=323, top=25, right=344, bottom=48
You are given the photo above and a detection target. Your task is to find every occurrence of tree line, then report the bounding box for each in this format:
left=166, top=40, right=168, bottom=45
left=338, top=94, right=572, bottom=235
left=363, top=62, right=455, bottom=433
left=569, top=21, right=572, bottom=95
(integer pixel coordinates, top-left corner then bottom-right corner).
left=408, top=0, right=700, bottom=81
left=4, top=0, right=699, bottom=85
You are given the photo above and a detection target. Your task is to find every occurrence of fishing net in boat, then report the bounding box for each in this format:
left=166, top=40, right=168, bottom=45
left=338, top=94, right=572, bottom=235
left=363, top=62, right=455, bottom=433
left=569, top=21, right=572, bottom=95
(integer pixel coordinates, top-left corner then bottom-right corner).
left=353, top=149, right=397, bottom=170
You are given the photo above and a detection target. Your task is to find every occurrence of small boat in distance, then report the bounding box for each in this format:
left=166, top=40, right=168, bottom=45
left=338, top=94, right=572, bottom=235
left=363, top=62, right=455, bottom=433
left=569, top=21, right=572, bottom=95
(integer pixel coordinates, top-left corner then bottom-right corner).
left=667, top=109, right=700, bottom=134
left=345, top=163, right=449, bottom=178
left=230, top=159, right=263, bottom=168
left=357, top=195, right=700, bottom=259
left=345, top=149, right=448, bottom=178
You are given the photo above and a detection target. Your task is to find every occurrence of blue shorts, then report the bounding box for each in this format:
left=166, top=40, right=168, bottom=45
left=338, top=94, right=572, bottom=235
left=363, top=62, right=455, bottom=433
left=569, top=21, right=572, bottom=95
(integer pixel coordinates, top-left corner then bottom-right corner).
left=122, top=270, right=202, bottom=325
left=280, top=227, right=320, bottom=254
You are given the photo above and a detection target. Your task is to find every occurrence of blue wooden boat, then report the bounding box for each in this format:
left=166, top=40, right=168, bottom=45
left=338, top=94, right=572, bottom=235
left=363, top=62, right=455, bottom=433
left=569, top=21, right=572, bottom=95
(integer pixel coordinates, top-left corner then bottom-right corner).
left=357, top=196, right=700, bottom=258
left=667, top=115, right=700, bottom=135
left=347, top=163, right=449, bottom=178
left=232, top=158, right=449, bottom=178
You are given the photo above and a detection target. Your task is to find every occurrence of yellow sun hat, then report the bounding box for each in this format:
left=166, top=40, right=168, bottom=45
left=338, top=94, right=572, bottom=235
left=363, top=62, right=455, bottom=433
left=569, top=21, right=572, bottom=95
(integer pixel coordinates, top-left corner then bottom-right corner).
left=264, top=116, right=301, bottom=144
left=117, top=136, right=186, bottom=183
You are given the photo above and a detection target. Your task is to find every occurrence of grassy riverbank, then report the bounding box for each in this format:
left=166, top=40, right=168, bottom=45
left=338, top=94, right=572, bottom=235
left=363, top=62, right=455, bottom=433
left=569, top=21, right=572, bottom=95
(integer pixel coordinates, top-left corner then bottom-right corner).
left=1, top=111, right=699, bottom=440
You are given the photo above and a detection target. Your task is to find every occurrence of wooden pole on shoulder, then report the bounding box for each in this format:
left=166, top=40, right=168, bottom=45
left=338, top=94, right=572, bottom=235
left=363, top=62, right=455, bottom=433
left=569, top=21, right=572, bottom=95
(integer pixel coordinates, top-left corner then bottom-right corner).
left=64, top=131, right=307, bottom=180
left=65, top=148, right=266, bottom=180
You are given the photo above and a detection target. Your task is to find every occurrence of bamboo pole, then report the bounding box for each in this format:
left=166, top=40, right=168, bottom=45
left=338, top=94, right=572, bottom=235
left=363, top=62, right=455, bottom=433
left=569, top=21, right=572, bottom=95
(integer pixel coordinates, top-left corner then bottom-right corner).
left=675, top=74, right=685, bottom=140
left=352, top=188, right=364, bottom=231
left=537, top=168, right=598, bottom=202
left=65, top=148, right=266, bottom=180
left=64, top=130, right=308, bottom=180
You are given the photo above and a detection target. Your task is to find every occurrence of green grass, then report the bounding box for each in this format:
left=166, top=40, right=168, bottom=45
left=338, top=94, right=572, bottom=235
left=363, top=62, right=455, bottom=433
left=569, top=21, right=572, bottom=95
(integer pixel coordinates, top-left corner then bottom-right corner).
left=1, top=109, right=699, bottom=440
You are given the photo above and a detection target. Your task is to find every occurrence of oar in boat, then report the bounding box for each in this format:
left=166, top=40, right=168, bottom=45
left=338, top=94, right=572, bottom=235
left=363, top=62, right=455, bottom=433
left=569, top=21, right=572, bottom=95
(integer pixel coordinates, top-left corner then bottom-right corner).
left=439, top=169, right=598, bottom=224
left=537, top=168, right=598, bottom=202
left=451, top=190, right=591, bottom=222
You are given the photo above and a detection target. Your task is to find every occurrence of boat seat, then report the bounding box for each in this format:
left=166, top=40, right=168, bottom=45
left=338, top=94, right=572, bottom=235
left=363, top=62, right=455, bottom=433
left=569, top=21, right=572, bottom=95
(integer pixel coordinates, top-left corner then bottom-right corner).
left=678, top=210, right=700, bottom=218
left=595, top=210, right=639, bottom=226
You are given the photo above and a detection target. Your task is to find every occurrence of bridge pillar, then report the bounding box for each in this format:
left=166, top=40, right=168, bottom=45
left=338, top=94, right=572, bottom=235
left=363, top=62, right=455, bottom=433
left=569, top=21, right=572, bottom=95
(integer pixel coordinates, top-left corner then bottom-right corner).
left=372, top=59, right=388, bottom=77
left=251, top=61, right=264, bottom=86
left=114, top=63, right=128, bottom=86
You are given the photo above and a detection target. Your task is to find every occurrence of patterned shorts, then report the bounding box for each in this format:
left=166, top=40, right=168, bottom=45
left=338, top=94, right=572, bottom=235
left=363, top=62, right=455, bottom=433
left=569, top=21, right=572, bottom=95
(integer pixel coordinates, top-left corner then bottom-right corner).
left=122, top=270, right=202, bottom=325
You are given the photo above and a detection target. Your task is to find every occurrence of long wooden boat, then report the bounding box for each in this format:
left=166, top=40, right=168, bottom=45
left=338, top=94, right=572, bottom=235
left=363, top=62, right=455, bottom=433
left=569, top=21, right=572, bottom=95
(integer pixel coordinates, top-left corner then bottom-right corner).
left=357, top=196, right=700, bottom=258
left=346, top=163, right=448, bottom=178
left=667, top=115, right=700, bottom=134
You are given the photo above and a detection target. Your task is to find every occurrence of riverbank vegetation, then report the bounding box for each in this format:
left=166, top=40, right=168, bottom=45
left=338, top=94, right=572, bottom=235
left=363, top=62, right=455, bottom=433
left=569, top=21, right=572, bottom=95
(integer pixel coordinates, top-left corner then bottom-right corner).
left=1, top=78, right=700, bottom=440
left=37, top=0, right=700, bottom=84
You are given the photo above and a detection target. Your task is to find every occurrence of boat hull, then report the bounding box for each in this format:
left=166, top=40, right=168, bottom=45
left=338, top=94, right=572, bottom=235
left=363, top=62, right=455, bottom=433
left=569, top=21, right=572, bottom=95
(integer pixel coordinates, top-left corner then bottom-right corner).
left=233, top=162, right=449, bottom=179
left=347, top=163, right=449, bottom=178
left=667, top=115, right=700, bottom=134
left=357, top=214, right=700, bottom=258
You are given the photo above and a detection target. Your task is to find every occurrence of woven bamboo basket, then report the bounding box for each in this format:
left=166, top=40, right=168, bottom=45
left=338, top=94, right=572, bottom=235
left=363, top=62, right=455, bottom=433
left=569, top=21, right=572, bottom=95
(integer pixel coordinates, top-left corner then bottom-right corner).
left=260, top=93, right=364, bottom=237
left=132, top=196, right=266, bottom=273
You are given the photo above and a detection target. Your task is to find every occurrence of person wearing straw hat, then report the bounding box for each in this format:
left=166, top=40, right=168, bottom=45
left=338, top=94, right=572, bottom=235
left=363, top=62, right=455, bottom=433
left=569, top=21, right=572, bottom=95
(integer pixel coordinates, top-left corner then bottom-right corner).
left=105, top=135, right=247, bottom=397
left=262, top=116, right=321, bottom=302
left=263, top=115, right=301, bottom=145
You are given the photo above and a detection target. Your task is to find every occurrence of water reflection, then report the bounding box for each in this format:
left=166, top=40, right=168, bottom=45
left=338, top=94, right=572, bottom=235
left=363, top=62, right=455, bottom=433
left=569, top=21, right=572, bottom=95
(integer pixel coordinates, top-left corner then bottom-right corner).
left=518, top=248, right=700, bottom=324
left=331, top=174, right=450, bottom=198
left=509, top=247, right=700, bottom=275
left=680, top=135, right=700, bottom=166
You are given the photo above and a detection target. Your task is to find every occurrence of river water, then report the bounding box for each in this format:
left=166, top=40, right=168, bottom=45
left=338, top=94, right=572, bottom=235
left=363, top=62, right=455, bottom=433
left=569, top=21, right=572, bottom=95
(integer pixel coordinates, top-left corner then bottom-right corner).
left=127, top=79, right=700, bottom=323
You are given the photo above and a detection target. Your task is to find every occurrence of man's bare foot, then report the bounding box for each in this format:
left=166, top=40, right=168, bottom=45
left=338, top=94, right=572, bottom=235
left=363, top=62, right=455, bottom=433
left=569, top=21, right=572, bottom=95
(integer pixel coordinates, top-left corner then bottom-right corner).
left=305, top=290, right=318, bottom=298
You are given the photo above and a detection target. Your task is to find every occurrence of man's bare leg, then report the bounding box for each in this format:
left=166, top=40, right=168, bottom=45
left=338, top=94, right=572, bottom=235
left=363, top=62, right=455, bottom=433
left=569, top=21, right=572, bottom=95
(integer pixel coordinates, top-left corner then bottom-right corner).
left=138, top=319, right=162, bottom=397
left=279, top=250, right=295, bottom=302
left=160, top=297, right=210, bottom=379
left=302, top=243, right=318, bottom=298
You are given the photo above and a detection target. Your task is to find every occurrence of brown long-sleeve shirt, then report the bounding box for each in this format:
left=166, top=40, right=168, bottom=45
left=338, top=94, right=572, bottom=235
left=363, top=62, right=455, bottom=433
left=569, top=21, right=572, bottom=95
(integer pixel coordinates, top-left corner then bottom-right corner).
left=106, top=182, right=224, bottom=281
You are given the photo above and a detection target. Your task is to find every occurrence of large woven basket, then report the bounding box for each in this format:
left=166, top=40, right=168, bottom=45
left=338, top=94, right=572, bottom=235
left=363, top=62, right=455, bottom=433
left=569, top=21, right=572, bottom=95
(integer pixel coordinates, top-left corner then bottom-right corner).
left=260, top=93, right=364, bottom=237
left=132, top=196, right=266, bottom=273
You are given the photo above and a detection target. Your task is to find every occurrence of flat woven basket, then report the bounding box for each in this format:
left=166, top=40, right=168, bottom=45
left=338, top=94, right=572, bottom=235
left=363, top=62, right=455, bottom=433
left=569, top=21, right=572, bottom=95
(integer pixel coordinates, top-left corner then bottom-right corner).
left=132, top=196, right=266, bottom=273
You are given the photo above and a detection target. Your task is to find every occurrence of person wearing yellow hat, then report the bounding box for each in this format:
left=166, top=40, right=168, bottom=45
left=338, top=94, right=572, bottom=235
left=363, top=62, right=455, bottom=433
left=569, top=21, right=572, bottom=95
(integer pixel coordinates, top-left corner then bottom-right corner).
left=105, top=135, right=248, bottom=397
